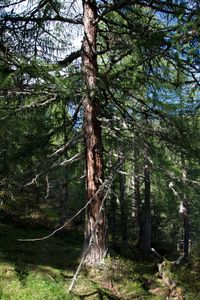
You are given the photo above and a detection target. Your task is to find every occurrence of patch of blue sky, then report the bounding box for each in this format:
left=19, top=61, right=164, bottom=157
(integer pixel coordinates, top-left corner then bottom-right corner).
left=2, top=0, right=83, bottom=59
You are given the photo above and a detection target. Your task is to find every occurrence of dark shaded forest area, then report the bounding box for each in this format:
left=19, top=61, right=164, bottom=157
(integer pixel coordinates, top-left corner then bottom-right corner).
left=0, top=0, right=200, bottom=299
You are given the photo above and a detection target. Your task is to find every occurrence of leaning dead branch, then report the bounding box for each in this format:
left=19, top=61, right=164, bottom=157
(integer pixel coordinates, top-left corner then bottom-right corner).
left=18, top=179, right=108, bottom=242
left=53, top=152, right=84, bottom=168
left=151, top=247, right=185, bottom=266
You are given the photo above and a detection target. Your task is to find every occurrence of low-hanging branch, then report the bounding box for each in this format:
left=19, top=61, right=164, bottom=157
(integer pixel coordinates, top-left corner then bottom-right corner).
left=151, top=247, right=185, bottom=266
left=23, top=133, right=83, bottom=188
left=155, top=165, right=200, bottom=187
left=18, top=159, right=123, bottom=243
left=18, top=178, right=110, bottom=242
left=0, top=96, right=58, bottom=121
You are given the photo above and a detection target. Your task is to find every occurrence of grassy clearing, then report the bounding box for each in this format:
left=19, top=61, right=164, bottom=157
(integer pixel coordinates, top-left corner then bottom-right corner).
left=0, top=221, right=155, bottom=299
left=0, top=219, right=200, bottom=299
left=0, top=220, right=82, bottom=299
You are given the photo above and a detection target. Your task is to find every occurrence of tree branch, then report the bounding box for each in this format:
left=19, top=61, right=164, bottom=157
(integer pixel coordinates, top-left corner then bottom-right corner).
left=58, top=49, right=82, bottom=66
left=3, top=15, right=83, bottom=25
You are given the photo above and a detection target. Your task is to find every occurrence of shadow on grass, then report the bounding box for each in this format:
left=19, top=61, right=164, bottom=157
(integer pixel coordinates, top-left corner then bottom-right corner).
left=74, top=289, right=121, bottom=300
left=0, top=219, right=83, bottom=272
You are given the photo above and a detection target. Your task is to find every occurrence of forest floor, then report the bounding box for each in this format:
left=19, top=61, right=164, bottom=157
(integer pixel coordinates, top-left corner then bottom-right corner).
left=0, top=212, right=200, bottom=299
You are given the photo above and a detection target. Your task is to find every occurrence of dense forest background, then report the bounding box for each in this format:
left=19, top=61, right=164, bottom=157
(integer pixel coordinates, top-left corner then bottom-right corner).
left=0, top=0, right=200, bottom=299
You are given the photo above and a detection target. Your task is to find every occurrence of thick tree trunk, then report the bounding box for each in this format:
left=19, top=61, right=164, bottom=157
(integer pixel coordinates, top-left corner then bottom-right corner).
left=82, top=0, right=107, bottom=265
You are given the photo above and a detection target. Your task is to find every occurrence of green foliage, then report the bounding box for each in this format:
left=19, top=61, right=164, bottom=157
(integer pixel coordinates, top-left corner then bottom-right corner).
left=0, top=0, right=200, bottom=298
left=174, top=260, right=200, bottom=299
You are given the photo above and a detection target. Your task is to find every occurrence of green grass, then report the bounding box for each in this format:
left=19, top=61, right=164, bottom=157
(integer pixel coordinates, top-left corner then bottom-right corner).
left=0, top=220, right=83, bottom=299
left=0, top=221, right=151, bottom=299
left=0, top=218, right=200, bottom=299
left=0, top=263, right=78, bottom=300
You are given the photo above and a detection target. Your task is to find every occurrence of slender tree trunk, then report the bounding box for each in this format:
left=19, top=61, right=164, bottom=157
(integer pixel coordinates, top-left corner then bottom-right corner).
left=45, top=174, right=50, bottom=202
left=60, top=102, right=69, bottom=225
left=82, top=0, right=107, bottom=265
left=138, top=109, right=152, bottom=255
left=119, top=158, right=128, bottom=242
left=181, top=162, right=190, bottom=258
left=134, top=174, right=140, bottom=229
left=60, top=170, right=68, bottom=225
left=138, top=109, right=151, bottom=254
left=183, top=212, right=189, bottom=257
left=110, top=181, right=117, bottom=242
left=132, top=145, right=141, bottom=235
left=138, top=159, right=151, bottom=255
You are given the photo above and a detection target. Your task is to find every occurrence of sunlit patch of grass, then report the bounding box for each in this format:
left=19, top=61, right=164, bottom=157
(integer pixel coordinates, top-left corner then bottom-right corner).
left=0, top=264, right=79, bottom=300
left=87, top=256, right=154, bottom=299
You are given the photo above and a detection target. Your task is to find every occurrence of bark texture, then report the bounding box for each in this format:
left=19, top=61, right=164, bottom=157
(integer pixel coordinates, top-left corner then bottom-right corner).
left=82, top=0, right=107, bottom=265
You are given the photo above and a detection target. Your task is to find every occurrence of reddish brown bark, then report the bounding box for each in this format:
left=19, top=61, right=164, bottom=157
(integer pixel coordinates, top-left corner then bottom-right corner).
left=82, top=0, right=107, bottom=265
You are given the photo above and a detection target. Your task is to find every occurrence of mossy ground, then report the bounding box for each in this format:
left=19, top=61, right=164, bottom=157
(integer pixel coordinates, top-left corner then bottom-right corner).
left=0, top=216, right=199, bottom=299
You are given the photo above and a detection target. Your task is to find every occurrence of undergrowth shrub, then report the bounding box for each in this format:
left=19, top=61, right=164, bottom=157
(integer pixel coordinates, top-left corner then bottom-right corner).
left=101, top=256, right=139, bottom=282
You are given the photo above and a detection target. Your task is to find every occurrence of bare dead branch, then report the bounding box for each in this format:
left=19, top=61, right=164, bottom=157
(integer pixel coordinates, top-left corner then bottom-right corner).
left=18, top=179, right=108, bottom=242
left=58, top=152, right=84, bottom=167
